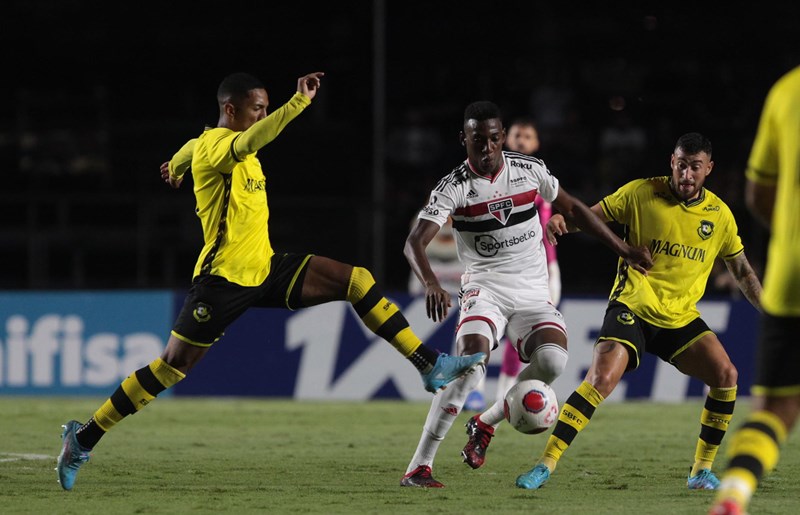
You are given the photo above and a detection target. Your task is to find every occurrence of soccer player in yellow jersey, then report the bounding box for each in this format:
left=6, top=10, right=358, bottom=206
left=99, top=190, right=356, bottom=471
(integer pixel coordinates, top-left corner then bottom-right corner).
left=710, top=66, right=800, bottom=515
left=55, top=71, right=485, bottom=491
left=514, top=132, right=763, bottom=491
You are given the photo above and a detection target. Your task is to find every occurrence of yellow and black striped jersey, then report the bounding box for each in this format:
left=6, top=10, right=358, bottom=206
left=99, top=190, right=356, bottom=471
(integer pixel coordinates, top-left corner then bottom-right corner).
left=600, top=176, right=744, bottom=328
left=746, top=65, right=800, bottom=316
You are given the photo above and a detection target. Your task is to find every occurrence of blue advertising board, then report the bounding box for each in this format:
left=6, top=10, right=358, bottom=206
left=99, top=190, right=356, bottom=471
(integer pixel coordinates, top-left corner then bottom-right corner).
left=0, top=291, right=172, bottom=395
left=172, top=294, right=760, bottom=403
left=0, top=291, right=759, bottom=402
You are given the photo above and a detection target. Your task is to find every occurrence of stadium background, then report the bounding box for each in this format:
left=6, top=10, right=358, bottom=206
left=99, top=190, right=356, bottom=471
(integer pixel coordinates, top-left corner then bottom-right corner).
left=0, top=1, right=798, bottom=400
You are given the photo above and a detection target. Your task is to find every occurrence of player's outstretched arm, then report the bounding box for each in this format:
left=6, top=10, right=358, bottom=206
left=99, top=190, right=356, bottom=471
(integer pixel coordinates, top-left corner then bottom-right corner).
left=552, top=187, right=653, bottom=274
left=161, top=138, right=197, bottom=189
left=234, top=72, right=324, bottom=156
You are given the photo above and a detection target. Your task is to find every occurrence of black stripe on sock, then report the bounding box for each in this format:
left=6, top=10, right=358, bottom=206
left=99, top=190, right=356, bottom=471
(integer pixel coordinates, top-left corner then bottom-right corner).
left=376, top=312, right=408, bottom=342
left=566, top=391, right=596, bottom=419
left=352, top=285, right=382, bottom=318
left=552, top=420, right=578, bottom=444
left=110, top=385, right=137, bottom=417
left=699, top=425, right=726, bottom=446
left=136, top=366, right=167, bottom=396
left=705, top=396, right=735, bottom=415
left=728, top=454, right=764, bottom=480
left=742, top=420, right=779, bottom=444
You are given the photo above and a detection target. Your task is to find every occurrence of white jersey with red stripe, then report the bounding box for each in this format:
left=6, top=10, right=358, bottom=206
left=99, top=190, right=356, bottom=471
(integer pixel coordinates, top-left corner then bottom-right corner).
left=419, top=150, right=560, bottom=277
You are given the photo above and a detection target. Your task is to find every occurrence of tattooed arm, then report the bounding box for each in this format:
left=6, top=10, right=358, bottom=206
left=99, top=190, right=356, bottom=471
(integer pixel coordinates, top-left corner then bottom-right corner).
left=725, top=252, right=762, bottom=310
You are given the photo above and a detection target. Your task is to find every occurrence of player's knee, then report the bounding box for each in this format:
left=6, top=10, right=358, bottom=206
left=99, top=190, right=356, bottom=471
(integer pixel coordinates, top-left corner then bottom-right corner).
left=346, top=266, right=376, bottom=303
left=713, top=362, right=738, bottom=388
left=522, top=343, right=568, bottom=384
left=536, top=344, right=568, bottom=384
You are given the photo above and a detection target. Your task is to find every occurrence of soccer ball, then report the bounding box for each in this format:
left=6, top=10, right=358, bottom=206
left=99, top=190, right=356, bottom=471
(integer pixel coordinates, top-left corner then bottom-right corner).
left=503, top=379, right=559, bottom=434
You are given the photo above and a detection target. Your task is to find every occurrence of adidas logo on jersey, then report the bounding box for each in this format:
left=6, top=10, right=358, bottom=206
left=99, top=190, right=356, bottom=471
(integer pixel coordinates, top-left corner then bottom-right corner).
left=466, top=189, right=478, bottom=199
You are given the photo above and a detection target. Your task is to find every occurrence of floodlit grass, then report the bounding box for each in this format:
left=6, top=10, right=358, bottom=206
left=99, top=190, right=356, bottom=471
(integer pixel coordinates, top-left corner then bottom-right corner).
left=1, top=397, right=798, bottom=514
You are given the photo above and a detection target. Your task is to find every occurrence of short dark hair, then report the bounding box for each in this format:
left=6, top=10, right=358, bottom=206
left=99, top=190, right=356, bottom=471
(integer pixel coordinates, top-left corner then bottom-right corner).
left=464, top=101, right=502, bottom=124
left=675, top=132, right=712, bottom=157
left=217, top=72, right=265, bottom=105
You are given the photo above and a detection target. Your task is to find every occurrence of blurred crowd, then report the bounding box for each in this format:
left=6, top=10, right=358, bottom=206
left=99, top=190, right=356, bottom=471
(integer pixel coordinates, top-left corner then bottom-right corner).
left=2, top=2, right=796, bottom=292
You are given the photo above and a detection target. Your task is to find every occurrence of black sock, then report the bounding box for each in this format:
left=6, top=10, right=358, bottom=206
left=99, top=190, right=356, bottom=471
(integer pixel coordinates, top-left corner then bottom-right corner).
left=75, top=418, right=105, bottom=449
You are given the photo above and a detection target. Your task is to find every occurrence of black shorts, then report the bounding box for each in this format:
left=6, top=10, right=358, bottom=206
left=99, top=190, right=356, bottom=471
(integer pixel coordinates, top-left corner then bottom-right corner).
left=171, top=253, right=313, bottom=347
left=753, top=313, right=800, bottom=394
left=598, top=301, right=714, bottom=372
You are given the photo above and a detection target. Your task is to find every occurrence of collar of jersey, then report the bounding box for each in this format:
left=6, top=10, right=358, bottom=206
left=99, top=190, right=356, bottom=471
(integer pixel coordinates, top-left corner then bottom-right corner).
left=666, top=177, right=706, bottom=207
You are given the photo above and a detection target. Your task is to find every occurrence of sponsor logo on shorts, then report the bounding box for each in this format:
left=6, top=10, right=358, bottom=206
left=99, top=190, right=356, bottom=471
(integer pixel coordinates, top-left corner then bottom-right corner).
left=461, top=288, right=480, bottom=302
left=616, top=311, right=635, bottom=325
left=462, top=299, right=477, bottom=312
left=193, top=302, right=212, bottom=323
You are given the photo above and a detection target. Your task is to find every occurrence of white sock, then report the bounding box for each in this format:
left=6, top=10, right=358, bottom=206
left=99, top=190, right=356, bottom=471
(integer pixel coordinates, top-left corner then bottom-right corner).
left=495, top=372, right=518, bottom=405
left=405, top=363, right=486, bottom=473
left=478, top=399, right=506, bottom=427
left=517, top=343, right=568, bottom=385
left=481, top=344, right=568, bottom=427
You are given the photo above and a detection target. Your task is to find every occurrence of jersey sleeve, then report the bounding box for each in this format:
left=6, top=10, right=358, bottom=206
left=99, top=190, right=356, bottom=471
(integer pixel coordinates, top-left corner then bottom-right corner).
left=534, top=161, right=560, bottom=203
left=719, top=205, right=745, bottom=260
left=233, top=92, right=311, bottom=159
left=418, top=188, right=458, bottom=228
left=599, top=179, right=640, bottom=223
left=746, top=84, right=779, bottom=185
left=168, top=138, right=197, bottom=180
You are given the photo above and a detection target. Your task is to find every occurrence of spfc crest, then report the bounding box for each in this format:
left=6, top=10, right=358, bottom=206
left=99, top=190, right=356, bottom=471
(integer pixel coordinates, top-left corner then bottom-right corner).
left=488, top=198, right=514, bottom=225
left=697, top=220, right=714, bottom=240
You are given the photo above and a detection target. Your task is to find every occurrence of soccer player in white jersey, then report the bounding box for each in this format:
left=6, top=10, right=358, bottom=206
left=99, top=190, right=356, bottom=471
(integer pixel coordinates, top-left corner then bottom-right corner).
left=400, top=101, right=654, bottom=487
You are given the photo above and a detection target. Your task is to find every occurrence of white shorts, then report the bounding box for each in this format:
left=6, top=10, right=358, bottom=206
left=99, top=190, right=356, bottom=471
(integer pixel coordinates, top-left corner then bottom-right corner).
left=455, top=272, right=566, bottom=361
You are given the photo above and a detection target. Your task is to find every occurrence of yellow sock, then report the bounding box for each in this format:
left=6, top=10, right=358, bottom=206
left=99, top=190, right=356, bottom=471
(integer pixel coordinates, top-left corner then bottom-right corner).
left=714, top=409, right=787, bottom=509
left=347, top=266, right=422, bottom=357
left=541, top=381, right=605, bottom=472
left=692, top=385, right=736, bottom=475
left=94, top=358, right=185, bottom=431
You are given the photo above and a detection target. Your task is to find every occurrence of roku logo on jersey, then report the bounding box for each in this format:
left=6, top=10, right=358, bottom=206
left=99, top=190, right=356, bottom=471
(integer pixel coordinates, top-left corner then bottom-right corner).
left=474, top=230, right=536, bottom=256
left=510, top=160, right=532, bottom=170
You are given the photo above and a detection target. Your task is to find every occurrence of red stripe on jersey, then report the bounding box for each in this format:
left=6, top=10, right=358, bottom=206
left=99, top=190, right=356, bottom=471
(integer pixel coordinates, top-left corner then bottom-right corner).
left=453, top=189, right=538, bottom=217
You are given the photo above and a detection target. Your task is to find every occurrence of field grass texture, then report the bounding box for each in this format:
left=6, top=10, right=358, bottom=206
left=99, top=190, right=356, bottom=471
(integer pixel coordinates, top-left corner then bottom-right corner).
left=1, top=397, right=798, bottom=514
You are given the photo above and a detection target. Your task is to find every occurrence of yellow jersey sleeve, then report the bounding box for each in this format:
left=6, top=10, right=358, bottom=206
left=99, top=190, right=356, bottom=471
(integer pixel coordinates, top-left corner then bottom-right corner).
left=168, top=138, right=197, bottom=180
left=233, top=92, right=311, bottom=159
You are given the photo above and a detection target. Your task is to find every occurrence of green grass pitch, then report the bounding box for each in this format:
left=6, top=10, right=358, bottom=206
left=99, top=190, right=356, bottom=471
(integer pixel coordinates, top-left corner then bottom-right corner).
left=1, top=397, right=798, bottom=514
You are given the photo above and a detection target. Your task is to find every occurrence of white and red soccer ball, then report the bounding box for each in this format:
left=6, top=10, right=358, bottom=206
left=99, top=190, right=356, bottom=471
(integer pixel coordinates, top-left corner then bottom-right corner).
left=503, top=379, right=559, bottom=434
